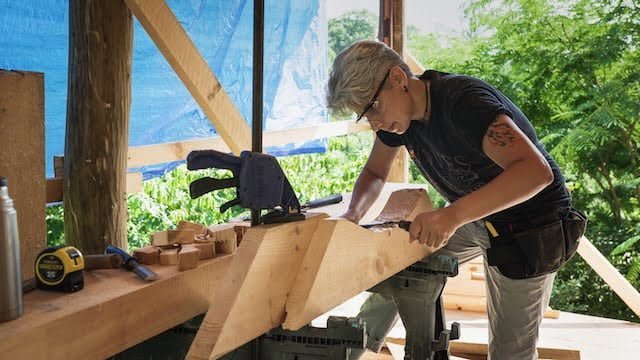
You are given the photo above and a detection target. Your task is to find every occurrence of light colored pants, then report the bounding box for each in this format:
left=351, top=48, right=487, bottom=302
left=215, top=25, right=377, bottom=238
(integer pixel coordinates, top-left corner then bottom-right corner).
left=359, top=220, right=556, bottom=360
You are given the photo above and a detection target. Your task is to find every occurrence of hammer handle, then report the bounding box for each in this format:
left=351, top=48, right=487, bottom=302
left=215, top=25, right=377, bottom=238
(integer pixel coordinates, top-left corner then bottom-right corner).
left=84, top=253, right=123, bottom=270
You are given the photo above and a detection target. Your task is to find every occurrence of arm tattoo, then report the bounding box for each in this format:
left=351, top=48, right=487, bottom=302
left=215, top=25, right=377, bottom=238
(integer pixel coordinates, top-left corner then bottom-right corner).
left=487, top=118, right=517, bottom=147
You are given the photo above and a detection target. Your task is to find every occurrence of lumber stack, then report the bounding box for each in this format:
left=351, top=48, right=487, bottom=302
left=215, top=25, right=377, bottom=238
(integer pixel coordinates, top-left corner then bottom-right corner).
left=134, top=220, right=245, bottom=271
left=442, top=256, right=560, bottom=319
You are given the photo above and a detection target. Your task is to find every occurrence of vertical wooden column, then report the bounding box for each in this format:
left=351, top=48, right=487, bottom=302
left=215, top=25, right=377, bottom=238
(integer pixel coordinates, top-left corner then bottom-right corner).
left=65, top=0, right=133, bottom=254
left=380, top=0, right=409, bottom=182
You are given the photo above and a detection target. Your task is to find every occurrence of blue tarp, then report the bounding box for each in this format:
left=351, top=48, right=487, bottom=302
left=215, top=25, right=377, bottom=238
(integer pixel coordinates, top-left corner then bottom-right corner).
left=0, top=0, right=328, bottom=179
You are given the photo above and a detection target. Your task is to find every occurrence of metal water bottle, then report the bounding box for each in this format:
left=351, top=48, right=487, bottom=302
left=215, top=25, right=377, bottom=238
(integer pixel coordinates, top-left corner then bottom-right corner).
left=0, top=177, right=23, bottom=322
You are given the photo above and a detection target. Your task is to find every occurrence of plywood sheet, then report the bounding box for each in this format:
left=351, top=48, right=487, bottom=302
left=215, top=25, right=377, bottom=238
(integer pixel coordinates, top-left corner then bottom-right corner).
left=0, top=69, right=45, bottom=280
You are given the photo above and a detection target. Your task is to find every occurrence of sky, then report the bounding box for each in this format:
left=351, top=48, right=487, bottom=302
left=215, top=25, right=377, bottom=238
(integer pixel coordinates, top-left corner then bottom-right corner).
left=326, top=0, right=470, bottom=35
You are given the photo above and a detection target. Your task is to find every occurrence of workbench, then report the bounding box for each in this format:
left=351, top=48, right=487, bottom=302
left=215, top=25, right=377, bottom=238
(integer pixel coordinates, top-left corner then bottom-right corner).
left=0, top=183, right=420, bottom=360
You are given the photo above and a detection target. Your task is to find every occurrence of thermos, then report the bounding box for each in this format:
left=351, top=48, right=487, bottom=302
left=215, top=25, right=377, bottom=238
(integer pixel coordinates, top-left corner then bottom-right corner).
left=0, top=177, right=23, bottom=322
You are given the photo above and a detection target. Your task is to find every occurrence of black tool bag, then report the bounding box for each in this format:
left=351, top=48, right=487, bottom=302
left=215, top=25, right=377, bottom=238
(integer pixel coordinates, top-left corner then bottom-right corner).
left=486, top=208, right=587, bottom=279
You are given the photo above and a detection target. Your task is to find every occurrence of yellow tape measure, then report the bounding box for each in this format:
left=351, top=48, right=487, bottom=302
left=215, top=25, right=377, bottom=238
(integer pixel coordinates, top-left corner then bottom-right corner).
left=35, top=246, right=85, bottom=292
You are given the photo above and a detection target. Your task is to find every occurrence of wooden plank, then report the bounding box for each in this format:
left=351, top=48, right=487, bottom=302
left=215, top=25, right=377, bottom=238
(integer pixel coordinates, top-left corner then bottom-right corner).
left=126, top=120, right=370, bottom=168
left=283, top=189, right=435, bottom=330
left=577, top=236, right=640, bottom=318
left=124, top=0, right=251, bottom=154
left=406, top=52, right=425, bottom=75
left=186, top=214, right=328, bottom=360
left=386, top=338, right=581, bottom=360
left=0, top=69, right=45, bottom=281
left=450, top=341, right=581, bottom=360
left=45, top=172, right=143, bottom=204
left=0, top=255, right=233, bottom=360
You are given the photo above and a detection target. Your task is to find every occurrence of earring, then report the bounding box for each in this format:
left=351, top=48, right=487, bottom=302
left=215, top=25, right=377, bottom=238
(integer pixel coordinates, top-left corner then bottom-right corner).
left=403, top=86, right=408, bottom=92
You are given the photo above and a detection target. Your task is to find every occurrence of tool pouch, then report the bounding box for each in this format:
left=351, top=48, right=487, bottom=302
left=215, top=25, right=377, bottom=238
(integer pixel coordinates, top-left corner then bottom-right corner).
left=486, top=208, right=587, bottom=279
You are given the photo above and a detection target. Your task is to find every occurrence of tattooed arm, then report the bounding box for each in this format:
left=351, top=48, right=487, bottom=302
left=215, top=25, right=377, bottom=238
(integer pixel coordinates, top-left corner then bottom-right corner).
left=409, top=113, right=553, bottom=247
left=449, top=113, right=553, bottom=222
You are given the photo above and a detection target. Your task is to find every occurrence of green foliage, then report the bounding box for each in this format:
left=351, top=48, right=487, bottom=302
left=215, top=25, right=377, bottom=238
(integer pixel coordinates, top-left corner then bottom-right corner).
left=46, top=205, right=65, bottom=247
left=328, top=10, right=377, bottom=63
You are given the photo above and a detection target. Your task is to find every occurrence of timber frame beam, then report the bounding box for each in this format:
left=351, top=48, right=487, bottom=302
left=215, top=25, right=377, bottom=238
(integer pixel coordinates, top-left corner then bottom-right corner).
left=187, top=188, right=437, bottom=359
left=123, top=0, right=251, bottom=154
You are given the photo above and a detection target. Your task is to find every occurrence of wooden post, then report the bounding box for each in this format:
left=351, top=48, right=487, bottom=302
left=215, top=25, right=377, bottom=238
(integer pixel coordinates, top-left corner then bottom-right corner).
left=64, top=0, right=133, bottom=254
left=380, top=0, right=409, bottom=182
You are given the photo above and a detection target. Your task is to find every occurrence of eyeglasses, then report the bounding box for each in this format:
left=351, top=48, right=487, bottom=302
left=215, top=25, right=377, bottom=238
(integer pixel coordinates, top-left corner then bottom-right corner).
left=356, top=69, right=391, bottom=122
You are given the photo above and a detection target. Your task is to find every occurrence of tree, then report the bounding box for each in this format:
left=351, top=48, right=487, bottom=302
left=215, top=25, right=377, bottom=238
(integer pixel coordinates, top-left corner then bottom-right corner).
left=328, top=10, right=377, bottom=63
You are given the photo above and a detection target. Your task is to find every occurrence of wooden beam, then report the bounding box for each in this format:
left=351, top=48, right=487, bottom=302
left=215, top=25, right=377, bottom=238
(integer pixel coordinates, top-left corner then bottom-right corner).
left=577, top=236, right=640, bottom=318
left=0, top=255, right=234, bottom=360
left=380, top=0, right=409, bottom=183
left=126, top=120, right=370, bottom=168
left=406, top=52, right=426, bottom=75
left=188, top=188, right=436, bottom=359
left=283, top=220, right=434, bottom=330
left=124, top=0, right=251, bottom=154
left=391, top=0, right=405, bottom=58
left=281, top=189, right=434, bottom=330
left=45, top=172, right=143, bottom=204
left=186, top=214, right=328, bottom=359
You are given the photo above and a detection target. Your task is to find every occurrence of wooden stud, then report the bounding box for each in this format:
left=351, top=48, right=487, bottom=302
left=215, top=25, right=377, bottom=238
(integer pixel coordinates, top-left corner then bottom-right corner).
left=577, top=237, right=640, bottom=318
left=125, top=120, right=370, bottom=169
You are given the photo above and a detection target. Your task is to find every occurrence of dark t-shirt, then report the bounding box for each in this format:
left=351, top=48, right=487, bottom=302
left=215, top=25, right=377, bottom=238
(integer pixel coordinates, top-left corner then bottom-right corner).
left=377, top=70, right=571, bottom=224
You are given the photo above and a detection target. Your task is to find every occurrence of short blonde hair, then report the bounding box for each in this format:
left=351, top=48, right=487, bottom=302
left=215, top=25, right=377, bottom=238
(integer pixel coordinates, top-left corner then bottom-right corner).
left=327, top=40, right=412, bottom=116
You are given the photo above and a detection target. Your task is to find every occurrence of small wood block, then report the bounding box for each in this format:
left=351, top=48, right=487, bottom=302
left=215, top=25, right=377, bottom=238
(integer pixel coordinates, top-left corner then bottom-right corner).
left=186, top=242, right=215, bottom=260
left=178, top=246, right=201, bottom=271
left=375, top=188, right=434, bottom=222
left=178, top=220, right=209, bottom=237
left=152, top=229, right=196, bottom=246
left=158, top=248, right=179, bottom=265
left=133, top=246, right=160, bottom=265
left=207, top=223, right=237, bottom=242
left=208, top=223, right=238, bottom=255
